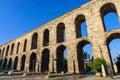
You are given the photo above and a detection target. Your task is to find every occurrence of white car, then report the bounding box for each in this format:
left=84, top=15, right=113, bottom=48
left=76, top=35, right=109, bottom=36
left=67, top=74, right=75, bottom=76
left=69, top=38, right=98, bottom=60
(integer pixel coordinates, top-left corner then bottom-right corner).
left=8, top=70, right=24, bottom=75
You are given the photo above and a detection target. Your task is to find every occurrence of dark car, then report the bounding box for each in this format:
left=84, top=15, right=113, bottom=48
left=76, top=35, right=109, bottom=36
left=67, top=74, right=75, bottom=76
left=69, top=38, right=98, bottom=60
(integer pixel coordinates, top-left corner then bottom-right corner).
left=0, top=70, right=9, bottom=76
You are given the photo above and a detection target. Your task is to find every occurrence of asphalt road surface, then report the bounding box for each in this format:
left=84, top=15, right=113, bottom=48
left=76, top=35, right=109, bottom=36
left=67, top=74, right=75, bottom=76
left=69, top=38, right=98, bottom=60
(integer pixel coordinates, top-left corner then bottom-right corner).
left=0, top=74, right=120, bottom=80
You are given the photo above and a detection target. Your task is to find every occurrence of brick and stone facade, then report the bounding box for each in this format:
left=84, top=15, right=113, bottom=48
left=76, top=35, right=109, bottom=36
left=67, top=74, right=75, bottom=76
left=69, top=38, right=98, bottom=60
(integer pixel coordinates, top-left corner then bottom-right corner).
left=0, top=0, right=120, bottom=73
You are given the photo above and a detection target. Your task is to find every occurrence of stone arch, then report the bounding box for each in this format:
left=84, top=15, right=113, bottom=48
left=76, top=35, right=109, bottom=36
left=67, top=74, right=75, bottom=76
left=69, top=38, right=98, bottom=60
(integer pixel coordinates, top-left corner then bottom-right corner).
left=16, top=42, right=20, bottom=54
left=29, top=52, right=36, bottom=72
left=13, top=56, right=18, bottom=70
left=107, top=33, right=120, bottom=45
left=41, top=48, right=50, bottom=72
left=20, top=55, right=26, bottom=71
left=23, top=39, right=27, bottom=52
left=43, top=29, right=49, bottom=46
left=75, top=14, right=88, bottom=38
left=8, top=58, right=12, bottom=70
left=57, top=22, right=66, bottom=43
left=56, top=45, right=68, bottom=73
left=106, top=33, right=120, bottom=73
left=5, top=45, right=9, bottom=57
left=10, top=43, right=14, bottom=55
left=77, top=40, right=91, bottom=73
left=100, top=3, right=118, bottom=31
left=31, top=33, right=38, bottom=50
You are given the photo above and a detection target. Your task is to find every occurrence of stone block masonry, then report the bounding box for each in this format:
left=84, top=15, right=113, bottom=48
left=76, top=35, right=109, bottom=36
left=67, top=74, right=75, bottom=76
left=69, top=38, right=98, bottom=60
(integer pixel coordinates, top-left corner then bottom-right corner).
left=0, top=0, right=120, bottom=74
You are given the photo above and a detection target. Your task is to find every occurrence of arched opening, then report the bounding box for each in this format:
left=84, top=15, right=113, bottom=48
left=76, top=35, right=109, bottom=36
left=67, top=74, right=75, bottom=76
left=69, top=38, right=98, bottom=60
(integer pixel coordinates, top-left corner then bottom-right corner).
left=23, top=39, right=27, bottom=52
left=2, top=47, right=5, bottom=57
left=100, top=3, right=120, bottom=31
left=10, top=43, right=14, bottom=55
left=13, top=56, right=18, bottom=70
left=43, top=29, right=49, bottom=46
left=41, top=49, right=50, bottom=72
left=31, top=33, right=38, bottom=50
left=20, top=55, right=26, bottom=71
left=57, top=23, right=66, bottom=43
left=5, top=45, right=9, bottom=57
left=0, top=49, right=1, bottom=55
left=29, top=53, right=36, bottom=72
left=0, top=60, right=3, bottom=68
left=107, top=33, right=120, bottom=73
left=2, top=58, right=7, bottom=69
left=8, top=58, right=12, bottom=70
left=63, top=49, right=68, bottom=73
left=77, top=40, right=92, bottom=73
left=16, top=42, right=20, bottom=54
left=104, top=13, right=120, bottom=31
left=83, top=44, right=93, bottom=72
left=75, top=15, right=88, bottom=38
left=56, top=45, right=68, bottom=73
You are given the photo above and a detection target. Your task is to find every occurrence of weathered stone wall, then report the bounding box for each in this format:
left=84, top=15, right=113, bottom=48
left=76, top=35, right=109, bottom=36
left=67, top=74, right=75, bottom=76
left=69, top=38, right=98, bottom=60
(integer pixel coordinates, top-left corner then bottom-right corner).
left=0, top=0, right=120, bottom=73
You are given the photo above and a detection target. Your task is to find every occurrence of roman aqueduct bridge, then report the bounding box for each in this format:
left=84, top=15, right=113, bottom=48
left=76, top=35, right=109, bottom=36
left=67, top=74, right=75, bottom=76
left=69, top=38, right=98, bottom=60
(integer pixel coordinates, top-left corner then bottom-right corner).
left=0, top=0, right=120, bottom=73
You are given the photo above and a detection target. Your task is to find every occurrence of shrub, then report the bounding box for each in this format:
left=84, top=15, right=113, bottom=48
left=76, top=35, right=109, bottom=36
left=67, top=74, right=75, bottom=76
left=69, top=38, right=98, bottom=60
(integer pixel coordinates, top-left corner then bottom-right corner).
left=88, top=58, right=106, bottom=73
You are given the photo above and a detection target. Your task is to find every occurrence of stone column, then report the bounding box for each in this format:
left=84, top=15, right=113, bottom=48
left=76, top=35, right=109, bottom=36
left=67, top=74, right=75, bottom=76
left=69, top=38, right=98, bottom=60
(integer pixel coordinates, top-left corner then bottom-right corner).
left=11, top=59, right=15, bottom=70
left=38, top=60, right=41, bottom=73
left=91, top=43, right=112, bottom=70
left=24, top=62, right=29, bottom=72
left=38, top=50, right=42, bottom=73
left=25, top=55, right=30, bottom=72
left=68, top=59, right=79, bottom=73
left=67, top=43, right=79, bottom=73
left=74, top=60, right=79, bottom=73
left=35, top=53, right=39, bottom=72
left=50, top=46, right=57, bottom=73
left=67, top=60, right=74, bottom=73
left=17, top=57, right=21, bottom=70
left=35, top=62, right=38, bottom=72
left=49, top=55, right=53, bottom=73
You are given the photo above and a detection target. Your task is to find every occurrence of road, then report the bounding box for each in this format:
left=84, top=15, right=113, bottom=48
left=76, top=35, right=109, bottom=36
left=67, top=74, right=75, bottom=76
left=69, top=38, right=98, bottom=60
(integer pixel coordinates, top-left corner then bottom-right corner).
left=0, top=74, right=120, bottom=80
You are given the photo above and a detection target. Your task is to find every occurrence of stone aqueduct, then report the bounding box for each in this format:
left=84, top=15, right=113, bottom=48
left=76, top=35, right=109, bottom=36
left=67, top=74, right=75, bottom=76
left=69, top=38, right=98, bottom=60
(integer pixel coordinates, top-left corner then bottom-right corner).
left=0, top=0, right=120, bottom=73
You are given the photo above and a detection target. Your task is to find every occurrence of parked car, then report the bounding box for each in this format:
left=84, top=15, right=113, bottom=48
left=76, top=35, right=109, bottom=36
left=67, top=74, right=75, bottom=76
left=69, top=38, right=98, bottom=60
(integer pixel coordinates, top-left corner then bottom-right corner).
left=8, top=70, right=24, bottom=75
left=0, top=70, right=9, bottom=76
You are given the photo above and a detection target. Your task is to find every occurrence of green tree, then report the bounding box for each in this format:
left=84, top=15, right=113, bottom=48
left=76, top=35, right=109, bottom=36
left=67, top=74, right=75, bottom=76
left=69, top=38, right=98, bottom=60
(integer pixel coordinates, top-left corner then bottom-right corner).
left=83, top=51, right=90, bottom=60
left=63, top=57, right=68, bottom=73
left=88, top=58, right=106, bottom=73
left=116, top=54, right=120, bottom=72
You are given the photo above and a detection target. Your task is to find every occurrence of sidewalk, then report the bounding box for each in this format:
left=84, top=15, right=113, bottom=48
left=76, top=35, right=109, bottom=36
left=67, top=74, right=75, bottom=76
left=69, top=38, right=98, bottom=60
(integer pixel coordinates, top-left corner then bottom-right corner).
left=80, top=75, right=120, bottom=80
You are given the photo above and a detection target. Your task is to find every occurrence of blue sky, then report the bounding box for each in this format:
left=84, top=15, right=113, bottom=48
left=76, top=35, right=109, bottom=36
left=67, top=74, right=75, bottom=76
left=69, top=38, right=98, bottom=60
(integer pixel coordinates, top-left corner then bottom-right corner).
left=0, top=0, right=120, bottom=62
left=0, top=0, right=90, bottom=45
